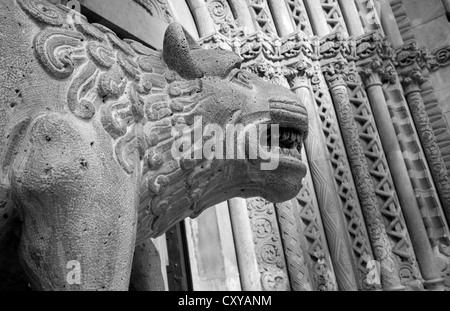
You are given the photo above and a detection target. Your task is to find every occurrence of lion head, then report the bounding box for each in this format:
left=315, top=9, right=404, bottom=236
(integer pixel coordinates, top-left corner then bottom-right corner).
left=7, top=0, right=309, bottom=241
left=138, top=23, right=309, bottom=240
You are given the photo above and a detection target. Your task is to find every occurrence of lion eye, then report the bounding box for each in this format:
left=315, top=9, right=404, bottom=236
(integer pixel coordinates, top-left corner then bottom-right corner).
left=231, top=70, right=253, bottom=89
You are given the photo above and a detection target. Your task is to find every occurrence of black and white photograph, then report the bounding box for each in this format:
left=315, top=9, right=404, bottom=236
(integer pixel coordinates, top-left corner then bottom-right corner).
left=0, top=0, right=450, bottom=299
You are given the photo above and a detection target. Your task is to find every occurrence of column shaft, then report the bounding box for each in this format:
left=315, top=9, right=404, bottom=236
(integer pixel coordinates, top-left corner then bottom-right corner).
left=275, top=201, right=313, bottom=291
left=377, top=0, right=403, bottom=48
left=186, top=0, right=216, bottom=37
left=167, top=0, right=199, bottom=38
left=267, top=0, right=295, bottom=37
left=338, top=0, right=365, bottom=37
left=403, top=82, right=450, bottom=236
left=293, top=80, right=359, bottom=291
left=228, top=0, right=256, bottom=33
left=303, top=0, right=330, bottom=36
left=326, top=77, right=404, bottom=291
left=363, top=70, right=444, bottom=290
left=228, top=198, right=262, bottom=291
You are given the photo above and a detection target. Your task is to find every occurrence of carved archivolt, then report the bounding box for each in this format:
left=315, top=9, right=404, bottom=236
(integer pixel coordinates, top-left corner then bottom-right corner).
left=198, top=7, right=450, bottom=288
left=133, top=0, right=174, bottom=23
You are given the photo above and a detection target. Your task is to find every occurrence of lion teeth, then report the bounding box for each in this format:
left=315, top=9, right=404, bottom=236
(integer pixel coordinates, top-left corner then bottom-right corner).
left=266, top=144, right=303, bottom=161
left=277, top=129, right=304, bottom=148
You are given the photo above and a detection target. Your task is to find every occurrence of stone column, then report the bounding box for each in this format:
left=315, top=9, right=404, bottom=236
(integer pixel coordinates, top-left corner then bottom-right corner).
left=303, top=0, right=330, bottom=36
left=275, top=200, right=313, bottom=291
left=353, top=0, right=383, bottom=34
left=267, top=0, right=295, bottom=37
left=184, top=202, right=241, bottom=291
left=323, top=61, right=404, bottom=291
left=360, top=61, right=444, bottom=290
left=400, top=69, right=450, bottom=232
left=376, top=0, right=404, bottom=48
left=228, top=0, right=256, bottom=33
left=291, top=70, right=359, bottom=291
left=246, top=198, right=291, bottom=291
left=186, top=0, right=216, bottom=37
left=228, top=198, right=263, bottom=291
left=338, top=0, right=365, bottom=37
left=294, top=147, right=338, bottom=291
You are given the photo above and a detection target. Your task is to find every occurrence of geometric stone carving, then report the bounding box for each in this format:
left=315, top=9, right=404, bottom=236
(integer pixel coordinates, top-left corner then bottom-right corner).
left=247, top=0, right=277, bottom=36
left=383, top=75, right=450, bottom=285
left=291, top=72, right=359, bottom=291
left=291, top=156, right=338, bottom=291
left=360, top=59, right=444, bottom=290
left=399, top=69, right=450, bottom=235
left=322, top=59, right=405, bottom=290
left=394, top=42, right=450, bottom=178
left=285, top=0, right=314, bottom=36
left=274, top=200, right=313, bottom=291
left=195, top=6, right=450, bottom=290
left=319, top=0, right=349, bottom=35
left=342, top=64, right=422, bottom=287
left=310, top=65, right=376, bottom=290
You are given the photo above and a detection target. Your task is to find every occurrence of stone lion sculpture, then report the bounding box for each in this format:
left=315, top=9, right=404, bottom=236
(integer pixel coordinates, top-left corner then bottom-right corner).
left=0, top=0, right=308, bottom=290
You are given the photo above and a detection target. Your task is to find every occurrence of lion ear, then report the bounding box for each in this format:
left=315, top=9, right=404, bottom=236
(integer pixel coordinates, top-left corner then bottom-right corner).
left=163, top=23, right=204, bottom=79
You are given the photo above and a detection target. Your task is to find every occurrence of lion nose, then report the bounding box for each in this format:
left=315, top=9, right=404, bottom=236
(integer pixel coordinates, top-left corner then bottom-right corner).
left=268, top=97, right=307, bottom=116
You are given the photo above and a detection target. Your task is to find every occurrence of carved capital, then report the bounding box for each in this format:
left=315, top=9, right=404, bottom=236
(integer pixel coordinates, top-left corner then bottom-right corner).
left=380, top=64, right=398, bottom=85
left=395, top=41, right=439, bottom=72
left=322, top=60, right=351, bottom=88
left=355, top=32, right=394, bottom=62
left=281, top=32, right=320, bottom=61
left=320, top=31, right=357, bottom=61
left=399, top=68, right=425, bottom=94
left=285, top=55, right=316, bottom=89
left=358, top=59, right=384, bottom=85
left=358, top=59, right=397, bottom=87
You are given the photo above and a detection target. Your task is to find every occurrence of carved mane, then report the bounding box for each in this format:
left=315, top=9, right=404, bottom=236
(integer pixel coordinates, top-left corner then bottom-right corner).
left=14, top=0, right=246, bottom=241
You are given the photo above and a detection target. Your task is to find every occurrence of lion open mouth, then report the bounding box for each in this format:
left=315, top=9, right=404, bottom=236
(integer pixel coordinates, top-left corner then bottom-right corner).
left=265, top=127, right=304, bottom=161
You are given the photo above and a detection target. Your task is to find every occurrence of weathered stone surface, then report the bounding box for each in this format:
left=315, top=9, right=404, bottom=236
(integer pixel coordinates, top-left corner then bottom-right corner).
left=412, top=16, right=450, bottom=52
left=184, top=202, right=241, bottom=291
left=0, top=0, right=309, bottom=290
left=401, top=0, right=445, bottom=28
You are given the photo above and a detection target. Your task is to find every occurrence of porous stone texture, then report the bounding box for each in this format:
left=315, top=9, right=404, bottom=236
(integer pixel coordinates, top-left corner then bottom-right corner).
left=0, top=0, right=308, bottom=290
left=129, top=238, right=165, bottom=291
